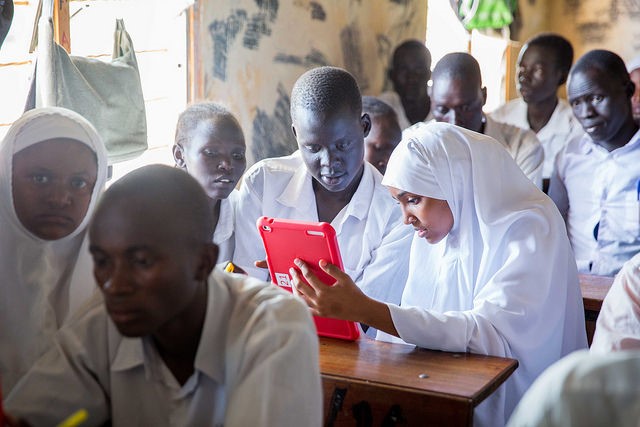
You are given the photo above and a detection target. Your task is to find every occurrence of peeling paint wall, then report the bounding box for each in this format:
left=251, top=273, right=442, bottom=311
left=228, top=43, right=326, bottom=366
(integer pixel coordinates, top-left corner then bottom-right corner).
left=196, top=0, right=428, bottom=166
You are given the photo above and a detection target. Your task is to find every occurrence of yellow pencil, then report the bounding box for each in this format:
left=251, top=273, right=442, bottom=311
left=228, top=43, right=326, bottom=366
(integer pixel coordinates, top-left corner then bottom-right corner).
left=224, top=262, right=236, bottom=273
left=57, top=409, right=88, bottom=427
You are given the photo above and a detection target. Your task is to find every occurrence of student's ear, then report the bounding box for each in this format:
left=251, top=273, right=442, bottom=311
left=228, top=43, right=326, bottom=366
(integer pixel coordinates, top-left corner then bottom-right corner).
left=172, top=144, right=187, bottom=169
left=194, top=243, right=219, bottom=281
left=624, top=79, right=635, bottom=98
left=557, top=69, right=569, bottom=86
left=361, top=113, right=372, bottom=138
left=481, top=87, right=487, bottom=106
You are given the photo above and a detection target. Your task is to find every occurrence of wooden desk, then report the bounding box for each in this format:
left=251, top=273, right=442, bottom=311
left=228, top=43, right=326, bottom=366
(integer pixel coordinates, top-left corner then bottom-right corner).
left=579, top=274, right=614, bottom=346
left=319, top=337, right=518, bottom=427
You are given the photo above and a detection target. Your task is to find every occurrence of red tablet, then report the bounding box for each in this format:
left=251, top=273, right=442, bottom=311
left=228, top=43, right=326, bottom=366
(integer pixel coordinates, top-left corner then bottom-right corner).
left=257, top=217, right=360, bottom=341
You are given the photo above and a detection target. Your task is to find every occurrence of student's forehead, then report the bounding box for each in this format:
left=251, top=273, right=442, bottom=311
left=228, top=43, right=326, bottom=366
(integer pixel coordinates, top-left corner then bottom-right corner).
left=14, top=138, right=96, bottom=168
left=432, top=77, right=479, bottom=99
left=520, top=44, right=556, bottom=64
left=569, top=68, right=616, bottom=93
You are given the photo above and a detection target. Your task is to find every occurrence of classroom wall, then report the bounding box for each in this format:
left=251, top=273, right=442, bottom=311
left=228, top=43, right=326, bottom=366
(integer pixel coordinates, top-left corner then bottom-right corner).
left=193, top=0, right=428, bottom=166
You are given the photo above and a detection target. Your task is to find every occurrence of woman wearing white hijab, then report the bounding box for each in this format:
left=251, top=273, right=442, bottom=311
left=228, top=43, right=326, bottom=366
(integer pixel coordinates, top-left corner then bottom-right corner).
left=291, top=122, right=587, bottom=426
left=0, top=107, right=108, bottom=394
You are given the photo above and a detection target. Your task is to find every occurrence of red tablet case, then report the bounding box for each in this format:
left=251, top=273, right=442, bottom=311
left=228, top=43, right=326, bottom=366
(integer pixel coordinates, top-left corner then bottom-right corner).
left=257, top=217, right=360, bottom=341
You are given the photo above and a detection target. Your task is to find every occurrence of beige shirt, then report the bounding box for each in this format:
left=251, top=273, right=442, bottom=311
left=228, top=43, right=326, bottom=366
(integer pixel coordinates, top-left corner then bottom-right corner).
left=6, top=270, right=323, bottom=427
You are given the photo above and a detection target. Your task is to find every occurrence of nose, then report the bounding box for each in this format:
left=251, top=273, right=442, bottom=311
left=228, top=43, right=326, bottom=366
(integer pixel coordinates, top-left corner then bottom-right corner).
left=517, top=67, right=528, bottom=83
left=100, top=263, right=135, bottom=296
left=46, top=184, right=72, bottom=208
left=575, top=101, right=595, bottom=118
left=400, top=205, right=414, bottom=226
left=217, top=155, right=233, bottom=171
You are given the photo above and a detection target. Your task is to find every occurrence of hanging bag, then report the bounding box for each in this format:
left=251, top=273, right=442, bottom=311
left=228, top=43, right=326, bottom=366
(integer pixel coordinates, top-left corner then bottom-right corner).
left=35, top=16, right=147, bottom=163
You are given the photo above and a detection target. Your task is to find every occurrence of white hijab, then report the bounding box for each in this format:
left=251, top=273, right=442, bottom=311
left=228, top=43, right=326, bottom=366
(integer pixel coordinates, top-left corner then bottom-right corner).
left=0, top=107, right=108, bottom=393
left=382, top=122, right=587, bottom=425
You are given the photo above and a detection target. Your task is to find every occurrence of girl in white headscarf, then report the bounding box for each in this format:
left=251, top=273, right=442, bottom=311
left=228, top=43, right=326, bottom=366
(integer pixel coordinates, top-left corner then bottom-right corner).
left=291, top=122, right=587, bottom=426
left=0, top=107, right=108, bottom=394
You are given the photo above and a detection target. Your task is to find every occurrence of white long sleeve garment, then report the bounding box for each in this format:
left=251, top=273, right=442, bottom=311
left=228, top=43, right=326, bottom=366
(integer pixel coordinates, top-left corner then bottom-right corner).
left=483, top=115, right=544, bottom=188
left=490, top=98, right=585, bottom=179
left=548, top=129, right=640, bottom=276
left=0, top=108, right=108, bottom=394
left=381, top=122, right=587, bottom=427
left=6, top=270, right=323, bottom=427
left=507, top=349, right=640, bottom=427
left=590, top=252, right=640, bottom=352
left=233, top=151, right=412, bottom=305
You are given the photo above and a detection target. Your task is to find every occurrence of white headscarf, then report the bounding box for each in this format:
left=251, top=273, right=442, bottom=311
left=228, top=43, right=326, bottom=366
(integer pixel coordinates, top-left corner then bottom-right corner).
left=0, top=107, right=108, bottom=393
left=627, top=54, right=640, bottom=73
left=382, top=122, right=587, bottom=425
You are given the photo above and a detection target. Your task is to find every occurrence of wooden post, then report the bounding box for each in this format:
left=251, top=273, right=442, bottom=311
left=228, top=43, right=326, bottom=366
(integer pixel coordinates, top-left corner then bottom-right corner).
left=187, top=1, right=203, bottom=102
left=53, top=0, right=70, bottom=52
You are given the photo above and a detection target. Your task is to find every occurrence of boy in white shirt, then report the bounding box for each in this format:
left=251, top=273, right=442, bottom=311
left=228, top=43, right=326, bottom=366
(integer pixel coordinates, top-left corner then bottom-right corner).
left=549, top=49, right=640, bottom=276
left=491, top=33, right=584, bottom=191
left=430, top=52, right=544, bottom=188
left=234, top=66, right=412, bottom=305
left=4, top=165, right=322, bottom=427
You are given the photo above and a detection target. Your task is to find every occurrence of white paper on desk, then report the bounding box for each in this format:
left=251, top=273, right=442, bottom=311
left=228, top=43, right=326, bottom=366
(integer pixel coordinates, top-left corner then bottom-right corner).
left=375, top=330, right=415, bottom=346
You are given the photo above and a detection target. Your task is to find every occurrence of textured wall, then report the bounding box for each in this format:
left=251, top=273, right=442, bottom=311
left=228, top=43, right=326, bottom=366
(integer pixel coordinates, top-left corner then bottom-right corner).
left=196, top=0, right=427, bottom=166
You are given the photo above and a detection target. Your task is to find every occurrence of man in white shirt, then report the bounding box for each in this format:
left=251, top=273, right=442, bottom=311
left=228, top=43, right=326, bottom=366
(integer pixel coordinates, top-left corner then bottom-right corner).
left=234, top=66, right=412, bottom=305
left=430, top=52, right=544, bottom=188
left=549, top=49, right=640, bottom=277
left=491, top=33, right=584, bottom=191
left=378, top=40, right=433, bottom=130
left=590, top=252, right=640, bottom=352
left=5, top=165, right=322, bottom=427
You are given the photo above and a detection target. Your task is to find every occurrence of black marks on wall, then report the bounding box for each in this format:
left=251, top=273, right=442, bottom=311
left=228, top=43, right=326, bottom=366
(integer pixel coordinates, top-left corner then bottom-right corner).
left=389, top=0, right=410, bottom=4
left=310, top=2, right=326, bottom=21
left=252, top=84, right=297, bottom=162
left=340, top=23, right=369, bottom=92
left=244, top=0, right=279, bottom=50
left=576, top=22, right=611, bottom=43
left=274, top=48, right=329, bottom=68
left=209, top=10, right=247, bottom=81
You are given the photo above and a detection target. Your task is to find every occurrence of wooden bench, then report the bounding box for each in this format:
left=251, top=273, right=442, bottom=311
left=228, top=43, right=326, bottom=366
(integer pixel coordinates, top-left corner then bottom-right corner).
left=319, top=336, right=518, bottom=426
left=579, top=273, right=614, bottom=346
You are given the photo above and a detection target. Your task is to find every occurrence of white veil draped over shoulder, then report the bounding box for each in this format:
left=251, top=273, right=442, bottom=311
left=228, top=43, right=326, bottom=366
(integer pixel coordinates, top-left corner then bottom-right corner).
left=382, top=122, right=587, bottom=426
left=0, top=107, right=108, bottom=393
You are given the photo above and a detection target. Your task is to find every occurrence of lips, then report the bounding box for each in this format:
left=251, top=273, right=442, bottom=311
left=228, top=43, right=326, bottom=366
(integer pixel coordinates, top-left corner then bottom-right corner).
left=107, top=307, right=140, bottom=325
left=321, top=174, right=345, bottom=186
left=35, top=214, right=74, bottom=227
left=414, top=227, right=428, bottom=239
left=211, top=176, right=235, bottom=186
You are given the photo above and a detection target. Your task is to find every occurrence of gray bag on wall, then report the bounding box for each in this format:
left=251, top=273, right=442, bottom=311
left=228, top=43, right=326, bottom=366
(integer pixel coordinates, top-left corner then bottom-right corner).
left=35, top=17, right=147, bottom=164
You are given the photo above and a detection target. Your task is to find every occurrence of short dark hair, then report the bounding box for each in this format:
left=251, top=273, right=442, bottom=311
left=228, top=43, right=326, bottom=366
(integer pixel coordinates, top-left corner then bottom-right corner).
left=290, top=66, right=362, bottom=122
left=525, top=33, right=574, bottom=75
left=571, top=49, right=630, bottom=84
left=392, top=39, right=432, bottom=70
left=175, top=102, right=241, bottom=146
left=362, top=96, right=397, bottom=119
left=95, top=165, right=215, bottom=242
left=432, top=52, right=482, bottom=85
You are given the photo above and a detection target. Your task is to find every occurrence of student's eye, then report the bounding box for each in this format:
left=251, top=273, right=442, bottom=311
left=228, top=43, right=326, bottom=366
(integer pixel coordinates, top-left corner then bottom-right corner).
left=337, top=141, right=351, bottom=151
left=305, top=144, right=321, bottom=153
left=407, top=197, right=421, bottom=205
left=202, top=149, right=218, bottom=157
left=70, top=177, right=89, bottom=189
left=459, top=104, right=471, bottom=112
left=570, top=99, right=581, bottom=108
left=91, top=254, right=109, bottom=269
left=435, top=106, right=449, bottom=115
left=31, top=174, right=50, bottom=184
left=232, top=152, right=245, bottom=160
left=591, top=95, right=604, bottom=103
left=132, top=254, right=155, bottom=268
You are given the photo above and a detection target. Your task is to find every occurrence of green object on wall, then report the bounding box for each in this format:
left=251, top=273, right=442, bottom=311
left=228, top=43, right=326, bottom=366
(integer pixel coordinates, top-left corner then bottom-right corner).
left=456, top=0, right=515, bottom=30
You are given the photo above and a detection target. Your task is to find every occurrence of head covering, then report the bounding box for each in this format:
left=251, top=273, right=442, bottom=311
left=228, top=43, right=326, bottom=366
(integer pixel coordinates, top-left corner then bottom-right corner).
left=627, top=54, right=640, bottom=73
left=382, top=122, right=587, bottom=425
left=0, top=107, right=108, bottom=393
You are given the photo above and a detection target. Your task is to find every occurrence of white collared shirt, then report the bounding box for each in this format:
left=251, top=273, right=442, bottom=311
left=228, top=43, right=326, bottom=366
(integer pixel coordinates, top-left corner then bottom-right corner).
left=6, top=270, right=323, bottom=427
left=549, top=129, right=640, bottom=276
left=233, top=151, right=413, bottom=305
left=591, top=253, right=640, bottom=352
left=213, top=190, right=237, bottom=268
left=483, top=115, right=544, bottom=188
left=491, top=98, right=585, bottom=178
